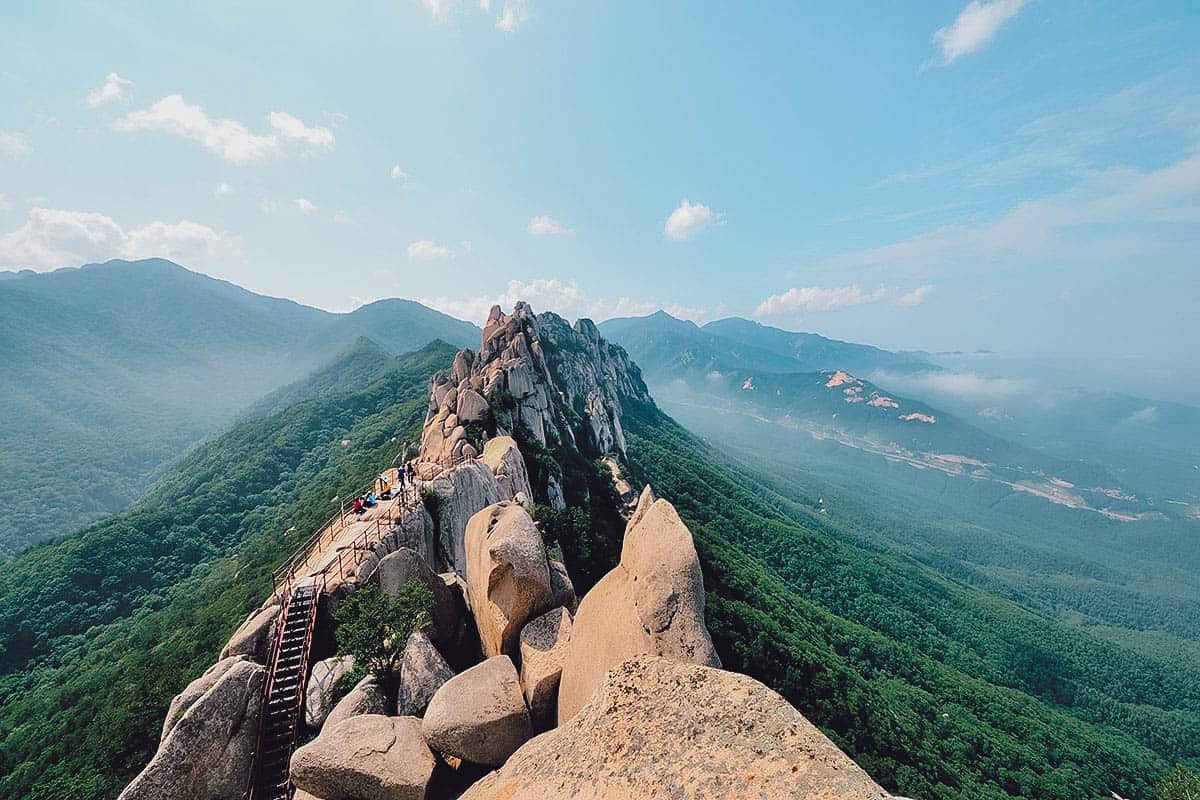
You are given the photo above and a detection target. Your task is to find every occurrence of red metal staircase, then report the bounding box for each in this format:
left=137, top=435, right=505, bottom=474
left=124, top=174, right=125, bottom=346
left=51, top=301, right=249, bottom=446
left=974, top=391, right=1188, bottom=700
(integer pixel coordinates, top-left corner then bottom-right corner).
left=248, top=583, right=320, bottom=800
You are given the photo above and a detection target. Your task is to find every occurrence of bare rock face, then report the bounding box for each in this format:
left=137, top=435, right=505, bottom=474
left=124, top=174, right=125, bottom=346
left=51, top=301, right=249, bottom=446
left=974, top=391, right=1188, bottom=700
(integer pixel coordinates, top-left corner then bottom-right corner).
left=120, top=659, right=265, bottom=800
left=324, top=674, right=391, bottom=731
left=460, top=655, right=893, bottom=800
left=375, top=547, right=459, bottom=648
left=547, top=558, right=577, bottom=613
left=464, top=502, right=554, bottom=659
left=398, top=630, right=455, bottom=716
left=160, top=655, right=246, bottom=742
left=481, top=435, right=533, bottom=502
left=519, top=606, right=572, bottom=731
left=290, top=714, right=436, bottom=800
left=420, top=459, right=503, bottom=574
left=557, top=486, right=719, bottom=723
left=305, top=655, right=356, bottom=729
left=219, top=603, right=279, bottom=664
left=422, top=655, right=533, bottom=767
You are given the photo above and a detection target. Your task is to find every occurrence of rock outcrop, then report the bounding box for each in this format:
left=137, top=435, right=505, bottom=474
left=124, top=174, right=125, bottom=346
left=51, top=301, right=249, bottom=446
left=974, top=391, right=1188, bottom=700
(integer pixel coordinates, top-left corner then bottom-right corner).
left=422, top=656, right=533, bottom=767
left=305, top=656, right=356, bottom=729
left=290, top=714, right=436, bottom=800
left=481, top=435, right=533, bottom=502
left=547, top=558, right=577, bottom=613
left=518, top=606, right=572, bottom=731
left=374, top=547, right=459, bottom=648
left=219, top=604, right=280, bottom=664
left=354, top=503, right=438, bottom=580
left=464, top=502, right=554, bottom=659
left=160, top=655, right=247, bottom=742
left=461, top=655, right=893, bottom=800
left=398, top=630, right=455, bottom=716
left=324, top=674, right=391, bottom=731
left=557, top=486, right=720, bottom=723
left=419, top=459, right=503, bottom=574
left=120, top=659, right=265, bottom=800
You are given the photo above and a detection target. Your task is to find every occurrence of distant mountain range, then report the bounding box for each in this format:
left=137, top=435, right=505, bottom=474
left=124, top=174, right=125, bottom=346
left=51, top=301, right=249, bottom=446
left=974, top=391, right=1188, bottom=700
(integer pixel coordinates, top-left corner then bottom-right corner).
left=0, top=259, right=479, bottom=558
left=601, top=310, right=1197, bottom=523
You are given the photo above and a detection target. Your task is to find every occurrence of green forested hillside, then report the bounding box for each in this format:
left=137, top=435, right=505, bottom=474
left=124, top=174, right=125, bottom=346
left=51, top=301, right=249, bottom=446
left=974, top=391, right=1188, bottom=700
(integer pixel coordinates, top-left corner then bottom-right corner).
left=0, top=259, right=477, bottom=559
left=0, top=342, right=455, bottom=799
left=620, top=399, right=1195, bottom=799
left=1, top=341, right=1193, bottom=800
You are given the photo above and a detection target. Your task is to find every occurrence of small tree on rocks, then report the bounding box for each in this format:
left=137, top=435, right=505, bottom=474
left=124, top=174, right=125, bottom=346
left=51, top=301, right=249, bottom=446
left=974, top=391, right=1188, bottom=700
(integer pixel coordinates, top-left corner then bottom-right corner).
left=333, top=581, right=434, bottom=678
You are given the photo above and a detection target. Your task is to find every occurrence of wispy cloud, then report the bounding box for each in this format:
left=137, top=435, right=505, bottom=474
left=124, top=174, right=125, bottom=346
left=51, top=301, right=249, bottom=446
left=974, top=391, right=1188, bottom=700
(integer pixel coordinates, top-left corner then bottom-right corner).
left=422, top=278, right=724, bottom=326
left=527, top=215, right=567, bottom=236
left=0, top=207, right=236, bottom=270
left=115, top=95, right=335, bottom=164
left=495, top=0, right=530, bottom=32
left=664, top=198, right=723, bottom=241
left=931, top=0, right=1031, bottom=66
left=755, top=284, right=933, bottom=317
left=293, top=197, right=317, bottom=215
left=407, top=239, right=454, bottom=261
left=86, top=73, right=133, bottom=107
left=213, top=182, right=234, bottom=198
left=391, top=164, right=410, bottom=182
left=417, top=0, right=532, bottom=31
left=0, top=131, right=31, bottom=158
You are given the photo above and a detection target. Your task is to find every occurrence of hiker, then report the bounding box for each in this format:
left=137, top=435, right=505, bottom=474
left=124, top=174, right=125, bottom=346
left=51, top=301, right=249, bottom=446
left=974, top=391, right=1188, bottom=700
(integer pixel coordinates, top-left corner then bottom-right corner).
left=352, top=496, right=365, bottom=515
left=378, top=472, right=391, bottom=499
left=366, top=491, right=377, bottom=507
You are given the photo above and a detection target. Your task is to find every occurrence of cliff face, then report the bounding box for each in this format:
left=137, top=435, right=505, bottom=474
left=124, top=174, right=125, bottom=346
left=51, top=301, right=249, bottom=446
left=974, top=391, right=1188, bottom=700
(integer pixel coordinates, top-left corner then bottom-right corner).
left=120, top=303, right=890, bottom=800
left=420, top=303, right=651, bottom=474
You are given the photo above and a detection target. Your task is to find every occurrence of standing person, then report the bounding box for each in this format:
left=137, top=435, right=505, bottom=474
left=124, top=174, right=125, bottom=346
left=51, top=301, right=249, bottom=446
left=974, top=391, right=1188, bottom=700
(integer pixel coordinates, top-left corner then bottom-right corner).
left=405, top=461, right=416, bottom=502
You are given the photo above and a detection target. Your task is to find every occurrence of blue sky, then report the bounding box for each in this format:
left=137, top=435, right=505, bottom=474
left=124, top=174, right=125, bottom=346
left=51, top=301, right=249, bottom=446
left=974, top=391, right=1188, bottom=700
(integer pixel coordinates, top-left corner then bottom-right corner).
left=1, top=0, right=1197, bottom=364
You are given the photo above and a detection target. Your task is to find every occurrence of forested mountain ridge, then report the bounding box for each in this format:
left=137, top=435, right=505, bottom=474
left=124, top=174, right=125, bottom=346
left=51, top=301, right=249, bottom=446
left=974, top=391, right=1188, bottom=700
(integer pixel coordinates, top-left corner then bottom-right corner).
left=0, top=304, right=1194, bottom=800
left=0, top=259, right=479, bottom=559
left=0, top=341, right=457, bottom=798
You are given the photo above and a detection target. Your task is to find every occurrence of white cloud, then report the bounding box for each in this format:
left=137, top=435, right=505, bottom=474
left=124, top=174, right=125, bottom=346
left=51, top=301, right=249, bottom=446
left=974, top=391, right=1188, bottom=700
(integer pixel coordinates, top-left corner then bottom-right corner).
left=931, top=0, right=1031, bottom=66
left=114, top=95, right=333, bottom=163
left=86, top=72, right=133, bottom=107
left=421, top=278, right=724, bottom=326
left=213, top=182, right=235, bottom=197
left=755, top=284, right=933, bottom=318
left=0, top=131, right=31, bottom=158
left=664, top=198, right=722, bottom=241
left=495, top=0, right=529, bottom=32
left=1123, top=405, right=1159, bottom=425
left=417, top=0, right=531, bottom=31
left=293, top=197, right=318, bottom=215
left=121, top=220, right=235, bottom=263
left=391, top=164, right=410, bottom=182
left=831, top=148, right=1200, bottom=275
left=267, top=111, right=335, bottom=150
left=896, top=284, right=933, bottom=307
left=0, top=194, right=11, bottom=212
left=0, top=207, right=235, bottom=270
left=872, top=369, right=1036, bottom=402
left=527, top=215, right=567, bottom=236
left=407, top=240, right=454, bottom=261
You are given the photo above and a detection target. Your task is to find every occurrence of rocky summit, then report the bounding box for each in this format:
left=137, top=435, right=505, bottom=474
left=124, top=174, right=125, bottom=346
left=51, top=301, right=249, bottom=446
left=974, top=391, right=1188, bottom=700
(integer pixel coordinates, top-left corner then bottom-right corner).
left=119, top=303, right=891, bottom=800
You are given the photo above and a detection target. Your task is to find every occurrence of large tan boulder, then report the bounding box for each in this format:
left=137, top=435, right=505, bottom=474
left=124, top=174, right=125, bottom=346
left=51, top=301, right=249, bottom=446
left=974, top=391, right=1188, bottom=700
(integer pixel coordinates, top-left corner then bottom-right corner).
left=119, top=659, right=265, bottom=800
left=519, top=606, right=572, bottom=731
left=219, top=603, right=279, bottom=663
left=422, top=655, right=532, bottom=766
left=464, top=502, right=554, bottom=659
left=547, top=558, right=577, bottom=613
left=375, top=547, right=458, bottom=647
left=305, top=656, right=356, bottom=729
left=159, top=655, right=247, bottom=742
left=290, top=714, right=435, bottom=800
left=481, top=435, right=533, bottom=501
left=420, top=459, right=503, bottom=573
left=460, top=655, right=892, bottom=800
left=557, top=487, right=719, bottom=723
left=324, top=674, right=390, bottom=731
left=398, top=630, right=455, bottom=716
